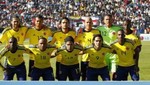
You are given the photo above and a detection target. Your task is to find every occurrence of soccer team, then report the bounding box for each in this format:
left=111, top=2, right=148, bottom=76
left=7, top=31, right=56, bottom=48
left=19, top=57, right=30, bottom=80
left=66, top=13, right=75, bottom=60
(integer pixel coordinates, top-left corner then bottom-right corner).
left=0, top=14, right=141, bottom=81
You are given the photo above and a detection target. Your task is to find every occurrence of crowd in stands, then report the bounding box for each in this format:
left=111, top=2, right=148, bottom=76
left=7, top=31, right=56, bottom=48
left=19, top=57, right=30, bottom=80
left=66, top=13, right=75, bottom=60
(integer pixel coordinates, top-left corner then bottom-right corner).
left=0, top=0, right=150, bottom=34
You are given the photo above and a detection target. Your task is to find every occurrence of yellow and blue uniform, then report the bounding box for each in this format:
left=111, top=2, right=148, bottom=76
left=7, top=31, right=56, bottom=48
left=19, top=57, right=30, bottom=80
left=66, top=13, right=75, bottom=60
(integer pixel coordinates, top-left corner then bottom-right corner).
left=29, top=47, right=55, bottom=81
left=85, top=45, right=112, bottom=81
left=75, top=28, right=100, bottom=80
left=0, top=45, right=29, bottom=80
left=111, top=40, right=139, bottom=81
left=25, top=26, right=52, bottom=76
left=56, top=48, right=81, bottom=81
left=50, top=30, right=76, bottom=80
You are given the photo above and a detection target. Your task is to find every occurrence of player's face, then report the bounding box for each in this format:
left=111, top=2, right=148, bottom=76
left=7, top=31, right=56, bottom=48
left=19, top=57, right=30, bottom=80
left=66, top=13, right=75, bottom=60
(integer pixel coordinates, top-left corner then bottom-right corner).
left=123, top=21, right=131, bottom=34
left=65, top=41, right=74, bottom=52
left=103, top=16, right=112, bottom=26
left=38, top=39, right=47, bottom=51
left=11, top=18, right=20, bottom=29
left=84, top=18, right=93, bottom=30
left=35, top=17, right=43, bottom=29
left=93, top=36, right=102, bottom=48
left=61, top=19, right=69, bottom=29
left=8, top=38, right=17, bottom=51
left=117, top=30, right=125, bottom=42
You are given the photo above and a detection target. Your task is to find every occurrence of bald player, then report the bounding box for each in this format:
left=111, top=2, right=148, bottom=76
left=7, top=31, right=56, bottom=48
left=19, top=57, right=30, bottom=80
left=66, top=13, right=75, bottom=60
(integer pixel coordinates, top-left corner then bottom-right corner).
left=76, top=17, right=100, bottom=80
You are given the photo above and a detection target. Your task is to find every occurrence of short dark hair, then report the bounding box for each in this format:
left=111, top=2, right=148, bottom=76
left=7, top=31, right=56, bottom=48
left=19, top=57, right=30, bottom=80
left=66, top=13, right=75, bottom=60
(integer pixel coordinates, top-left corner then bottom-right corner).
left=103, top=14, right=112, bottom=20
left=64, top=36, right=74, bottom=43
left=93, top=34, right=103, bottom=42
left=35, top=14, right=44, bottom=20
left=124, top=19, right=132, bottom=29
left=11, top=15, right=20, bottom=20
left=38, top=36, right=47, bottom=42
left=60, top=17, right=70, bottom=24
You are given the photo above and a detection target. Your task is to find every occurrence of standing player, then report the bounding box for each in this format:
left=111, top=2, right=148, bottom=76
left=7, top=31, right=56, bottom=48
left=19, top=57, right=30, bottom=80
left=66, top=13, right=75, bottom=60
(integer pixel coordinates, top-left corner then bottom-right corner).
left=29, top=37, right=55, bottom=81
left=85, top=34, right=111, bottom=81
left=0, top=37, right=29, bottom=80
left=0, top=15, right=28, bottom=44
left=52, top=36, right=82, bottom=81
left=111, top=30, right=139, bottom=81
left=75, top=17, right=100, bottom=81
left=97, top=14, right=122, bottom=80
left=25, top=15, right=53, bottom=77
left=123, top=19, right=142, bottom=80
left=50, top=17, right=76, bottom=80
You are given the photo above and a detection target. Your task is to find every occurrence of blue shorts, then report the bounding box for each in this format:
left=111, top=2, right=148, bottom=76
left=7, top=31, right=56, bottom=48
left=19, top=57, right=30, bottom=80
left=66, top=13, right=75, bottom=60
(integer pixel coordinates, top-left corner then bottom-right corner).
left=31, top=67, right=54, bottom=81
left=116, top=65, right=139, bottom=81
left=4, top=62, right=26, bottom=80
left=86, top=66, right=110, bottom=81
left=59, top=64, right=80, bottom=81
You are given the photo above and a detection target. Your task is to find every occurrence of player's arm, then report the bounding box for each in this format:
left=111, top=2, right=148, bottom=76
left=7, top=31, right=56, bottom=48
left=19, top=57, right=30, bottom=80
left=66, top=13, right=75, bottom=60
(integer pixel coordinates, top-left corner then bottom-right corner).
left=51, top=48, right=59, bottom=58
left=0, top=47, right=9, bottom=71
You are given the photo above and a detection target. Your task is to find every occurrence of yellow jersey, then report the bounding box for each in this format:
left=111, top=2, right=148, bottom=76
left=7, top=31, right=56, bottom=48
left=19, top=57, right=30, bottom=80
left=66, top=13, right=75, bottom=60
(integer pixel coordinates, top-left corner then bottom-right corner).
left=50, top=30, right=76, bottom=62
left=75, top=29, right=100, bottom=61
left=30, top=47, right=55, bottom=69
left=111, top=40, right=135, bottom=67
left=50, top=31, right=76, bottom=48
left=0, top=45, right=30, bottom=66
left=85, top=46, right=112, bottom=68
left=125, top=34, right=141, bottom=49
left=57, top=48, right=81, bottom=65
left=0, top=26, right=28, bottom=44
left=25, top=26, right=52, bottom=45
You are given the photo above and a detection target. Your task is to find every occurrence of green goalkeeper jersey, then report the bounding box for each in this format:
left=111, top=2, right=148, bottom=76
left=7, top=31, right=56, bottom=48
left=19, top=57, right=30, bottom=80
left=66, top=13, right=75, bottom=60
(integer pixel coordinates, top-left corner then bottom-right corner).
left=97, top=25, right=122, bottom=45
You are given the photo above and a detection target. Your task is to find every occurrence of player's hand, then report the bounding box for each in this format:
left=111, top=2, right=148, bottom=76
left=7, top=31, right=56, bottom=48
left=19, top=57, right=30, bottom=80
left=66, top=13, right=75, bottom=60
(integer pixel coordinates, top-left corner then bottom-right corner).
left=134, top=66, right=140, bottom=72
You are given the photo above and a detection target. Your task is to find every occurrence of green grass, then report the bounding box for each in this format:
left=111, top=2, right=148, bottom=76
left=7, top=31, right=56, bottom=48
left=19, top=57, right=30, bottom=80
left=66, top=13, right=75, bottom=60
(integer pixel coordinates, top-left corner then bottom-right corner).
left=0, top=41, right=150, bottom=80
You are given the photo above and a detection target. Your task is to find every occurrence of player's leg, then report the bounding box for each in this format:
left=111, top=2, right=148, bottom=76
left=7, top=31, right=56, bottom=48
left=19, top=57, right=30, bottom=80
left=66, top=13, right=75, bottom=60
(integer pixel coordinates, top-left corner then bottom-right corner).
left=56, top=54, right=62, bottom=80
left=100, top=66, right=110, bottom=81
left=28, top=55, right=34, bottom=77
left=42, top=67, right=54, bottom=81
left=70, top=64, right=80, bottom=81
left=86, top=67, right=98, bottom=81
left=3, top=65, right=15, bottom=80
left=30, top=67, right=41, bottom=81
left=129, top=65, right=139, bottom=81
left=59, top=64, right=68, bottom=81
left=16, top=62, right=26, bottom=80
left=81, top=61, right=88, bottom=81
left=115, top=66, right=128, bottom=81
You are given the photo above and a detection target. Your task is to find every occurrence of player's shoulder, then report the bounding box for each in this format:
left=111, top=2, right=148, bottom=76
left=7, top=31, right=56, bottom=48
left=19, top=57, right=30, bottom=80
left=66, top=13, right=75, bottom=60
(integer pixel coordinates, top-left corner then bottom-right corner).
left=74, top=45, right=83, bottom=50
left=29, top=44, right=37, bottom=48
left=1, top=27, right=11, bottom=34
left=112, top=25, right=122, bottom=30
left=125, top=38, right=134, bottom=45
left=84, top=45, right=93, bottom=50
left=53, top=30, right=62, bottom=34
left=110, top=40, right=118, bottom=46
left=0, top=47, right=9, bottom=56
left=46, top=44, right=56, bottom=48
left=18, top=45, right=26, bottom=50
left=102, top=44, right=111, bottom=49
left=57, top=48, right=65, bottom=52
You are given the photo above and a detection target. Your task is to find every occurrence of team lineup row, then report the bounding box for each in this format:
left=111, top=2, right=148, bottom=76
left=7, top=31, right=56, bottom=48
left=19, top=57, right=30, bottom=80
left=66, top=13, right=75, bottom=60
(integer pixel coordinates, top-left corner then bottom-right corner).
left=0, top=14, right=141, bottom=81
